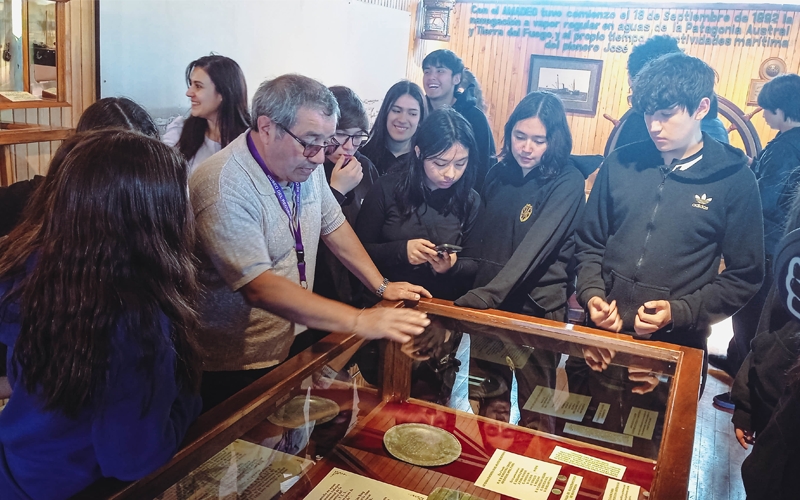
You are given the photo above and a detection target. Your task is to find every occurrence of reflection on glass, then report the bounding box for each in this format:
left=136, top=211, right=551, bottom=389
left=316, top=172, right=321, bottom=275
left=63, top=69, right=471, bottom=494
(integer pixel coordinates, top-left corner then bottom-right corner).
left=28, top=0, right=56, bottom=98
left=155, top=347, right=377, bottom=499
left=0, top=0, right=57, bottom=97
left=407, top=314, right=676, bottom=461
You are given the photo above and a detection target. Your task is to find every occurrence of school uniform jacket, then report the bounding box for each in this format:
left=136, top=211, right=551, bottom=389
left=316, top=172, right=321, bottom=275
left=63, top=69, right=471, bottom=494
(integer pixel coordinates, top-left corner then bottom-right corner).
left=575, top=134, right=765, bottom=349
left=454, top=159, right=585, bottom=320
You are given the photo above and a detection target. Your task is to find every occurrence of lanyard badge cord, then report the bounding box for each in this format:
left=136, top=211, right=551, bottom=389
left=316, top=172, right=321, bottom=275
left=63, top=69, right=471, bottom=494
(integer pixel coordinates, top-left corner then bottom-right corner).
left=247, top=134, right=308, bottom=288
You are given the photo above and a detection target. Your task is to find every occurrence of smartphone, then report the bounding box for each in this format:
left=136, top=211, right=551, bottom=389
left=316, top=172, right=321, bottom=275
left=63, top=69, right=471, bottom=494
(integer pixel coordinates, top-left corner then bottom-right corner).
left=435, top=244, right=463, bottom=254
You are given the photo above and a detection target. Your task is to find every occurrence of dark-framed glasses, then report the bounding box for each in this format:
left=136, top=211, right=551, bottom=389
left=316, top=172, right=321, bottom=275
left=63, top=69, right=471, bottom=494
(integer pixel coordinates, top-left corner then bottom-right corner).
left=334, top=131, right=370, bottom=148
left=278, top=123, right=340, bottom=158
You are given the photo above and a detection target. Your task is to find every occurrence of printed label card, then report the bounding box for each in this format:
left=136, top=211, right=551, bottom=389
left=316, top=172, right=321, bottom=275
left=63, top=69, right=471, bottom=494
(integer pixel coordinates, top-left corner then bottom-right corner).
left=475, top=449, right=561, bottom=500
left=304, top=468, right=427, bottom=500
left=623, top=407, right=659, bottom=440
left=523, top=386, right=591, bottom=422
left=602, top=479, right=641, bottom=500
left=549, top=446, right=626, bottom=480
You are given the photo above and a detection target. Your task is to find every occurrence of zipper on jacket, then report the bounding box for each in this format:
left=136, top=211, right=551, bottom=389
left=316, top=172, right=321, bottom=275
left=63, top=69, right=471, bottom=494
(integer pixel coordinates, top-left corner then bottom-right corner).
left=633, top=167, right=670, bottom=281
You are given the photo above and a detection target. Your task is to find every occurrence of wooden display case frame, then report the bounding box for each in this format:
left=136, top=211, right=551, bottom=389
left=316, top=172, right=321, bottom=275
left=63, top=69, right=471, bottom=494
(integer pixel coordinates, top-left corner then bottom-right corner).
left=75, top=299, right=702, bottom=500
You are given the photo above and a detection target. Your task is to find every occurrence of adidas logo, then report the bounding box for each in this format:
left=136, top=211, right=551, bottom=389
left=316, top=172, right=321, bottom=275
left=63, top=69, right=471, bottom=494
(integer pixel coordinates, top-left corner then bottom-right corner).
left=692, top=194, right=712, bottom=211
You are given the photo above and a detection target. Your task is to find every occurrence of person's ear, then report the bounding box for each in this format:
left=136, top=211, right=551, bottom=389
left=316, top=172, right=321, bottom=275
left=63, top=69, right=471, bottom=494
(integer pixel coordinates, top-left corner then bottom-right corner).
left=453, top=72, right=462, bottom=87
left=415, top=145, right=421, bottom=158
left=257, top=115, right=274, bottom=142
left=694, top=97, right=711, bottom=120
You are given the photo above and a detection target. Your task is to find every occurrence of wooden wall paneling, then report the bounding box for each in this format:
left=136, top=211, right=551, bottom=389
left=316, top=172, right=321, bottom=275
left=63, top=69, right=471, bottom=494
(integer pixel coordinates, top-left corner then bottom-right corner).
left=25, top=109, right=39, bottom=175
left=68, top=0, right=82, bottom=127
left=445, top=3, right=800, bottom=155
left=38, top=108, right=51, bottom=175
left=12, top=109, right=25, bottom=182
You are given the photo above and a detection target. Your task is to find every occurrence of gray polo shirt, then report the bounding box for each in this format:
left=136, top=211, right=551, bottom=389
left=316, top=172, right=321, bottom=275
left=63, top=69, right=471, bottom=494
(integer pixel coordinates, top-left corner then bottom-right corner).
left=190, top=132, right=346, bottom=371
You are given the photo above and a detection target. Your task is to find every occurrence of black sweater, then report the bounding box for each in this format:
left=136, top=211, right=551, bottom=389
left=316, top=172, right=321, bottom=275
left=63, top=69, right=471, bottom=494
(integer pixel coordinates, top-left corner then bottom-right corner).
left=355, top=172, right=480, bottom=300
left=358, top=141, right=411, bottom=177
left=575, top=134, right=765, bottom=349
left=313, top=152, right=380, bottom=305
left=453, top=159, right=585, bottom=319
left=752, top=126, right=800, bottom=257
left=0, top=176, right=43, bottom=237
left=452, top=92, right=496, bottom=193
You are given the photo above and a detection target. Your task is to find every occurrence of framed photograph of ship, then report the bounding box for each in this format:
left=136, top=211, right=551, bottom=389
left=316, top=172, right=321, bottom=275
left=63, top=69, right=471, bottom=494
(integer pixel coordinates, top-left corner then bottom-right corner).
left=527, top=55, right=603, bottom=115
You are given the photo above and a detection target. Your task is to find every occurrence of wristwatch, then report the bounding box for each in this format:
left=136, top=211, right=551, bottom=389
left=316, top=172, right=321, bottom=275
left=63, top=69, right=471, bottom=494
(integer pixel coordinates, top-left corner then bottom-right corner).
left=376, top=278, right=390, bottom=298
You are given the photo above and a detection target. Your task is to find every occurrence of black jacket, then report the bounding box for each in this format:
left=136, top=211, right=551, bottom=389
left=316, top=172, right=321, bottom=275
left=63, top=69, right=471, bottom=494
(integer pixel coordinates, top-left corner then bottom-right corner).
left=358, top=141, right=411, bottom=177
left=731, top=285, right=800, bottom=435
left=454, top=159, right=585, bottom=320
left=0, top=176, right=43, bottom=237
left=355, top=172, right=480, bottom=300
left=575, top=135, right=764, bottom=349
left=752, top=127, right=800, bottom=257
left=741, top=380, right=800, bottom=500
left=451, top=91, right=496, bottom=193
left=313, top=152, right=379, bottom=305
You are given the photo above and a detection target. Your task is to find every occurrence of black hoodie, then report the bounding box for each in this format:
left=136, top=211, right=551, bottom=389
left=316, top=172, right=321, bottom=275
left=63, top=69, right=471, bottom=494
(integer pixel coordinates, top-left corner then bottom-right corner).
left=451, top=90, right=496, bottom=193
left=454, top=159, right=585, bottom=320
left=753, top=126, right=800, bottom=257
left=313, top=152, right=380, bottom=305
left=576, top=134, right=765, bottom=349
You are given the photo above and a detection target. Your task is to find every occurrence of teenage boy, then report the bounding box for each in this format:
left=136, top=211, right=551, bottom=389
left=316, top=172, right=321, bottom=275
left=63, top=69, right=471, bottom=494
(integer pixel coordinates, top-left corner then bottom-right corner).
left=575, top=53, right=764, bottom=360
left=422, top=49, right=495, bottom=191
left=608, top=35, right=729, bottom=152
left=712, top=73, right=800, bottom=409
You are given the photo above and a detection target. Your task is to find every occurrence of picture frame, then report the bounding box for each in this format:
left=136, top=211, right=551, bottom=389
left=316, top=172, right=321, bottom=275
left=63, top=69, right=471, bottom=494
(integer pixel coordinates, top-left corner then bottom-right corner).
left=747, top=79, right=768, bottom=106
left=527, top=55, right=603, bottom=115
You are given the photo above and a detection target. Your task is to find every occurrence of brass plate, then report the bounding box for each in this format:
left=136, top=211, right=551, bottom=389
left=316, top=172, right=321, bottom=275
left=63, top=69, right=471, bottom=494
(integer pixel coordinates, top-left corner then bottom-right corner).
left=384, top=423, right=462, bottom=467
left=267, top=395, right=340, bottom=428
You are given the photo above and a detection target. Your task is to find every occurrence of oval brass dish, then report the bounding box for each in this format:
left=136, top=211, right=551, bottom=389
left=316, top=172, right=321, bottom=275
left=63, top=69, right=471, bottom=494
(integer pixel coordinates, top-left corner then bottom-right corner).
left=267, top=395, right=340, bottom=428
left=383, top=423, right=462, bottom=467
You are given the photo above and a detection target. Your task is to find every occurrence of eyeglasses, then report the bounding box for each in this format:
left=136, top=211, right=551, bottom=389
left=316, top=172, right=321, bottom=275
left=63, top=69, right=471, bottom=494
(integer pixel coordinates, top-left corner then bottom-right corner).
left=277, top=123, right=340, bottom=158
left=334, top=131, right=370, bottom=148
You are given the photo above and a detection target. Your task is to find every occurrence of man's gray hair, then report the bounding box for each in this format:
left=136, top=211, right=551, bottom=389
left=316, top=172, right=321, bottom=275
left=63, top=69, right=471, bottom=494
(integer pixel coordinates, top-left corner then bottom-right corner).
left=250, top=74, right=340, bottom=131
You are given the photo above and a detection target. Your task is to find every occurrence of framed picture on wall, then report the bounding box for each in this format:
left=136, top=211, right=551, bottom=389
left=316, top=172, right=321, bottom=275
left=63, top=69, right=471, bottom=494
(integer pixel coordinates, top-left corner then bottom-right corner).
left=747, top=79, right=768, bottom=106
left=528, top=55, right=603, bottom=115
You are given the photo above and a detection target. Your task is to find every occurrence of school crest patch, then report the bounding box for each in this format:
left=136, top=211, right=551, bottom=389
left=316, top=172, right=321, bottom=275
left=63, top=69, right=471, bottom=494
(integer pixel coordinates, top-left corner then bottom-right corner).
left=520, top=203, right=533, bottom=222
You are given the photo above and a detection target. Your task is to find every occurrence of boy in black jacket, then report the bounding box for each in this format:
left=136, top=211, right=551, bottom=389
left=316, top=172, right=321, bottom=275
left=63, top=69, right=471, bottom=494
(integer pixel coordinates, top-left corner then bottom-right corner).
left=422, top=50, right=496, bottom=192
left=575, top=53, right=764, bottom=355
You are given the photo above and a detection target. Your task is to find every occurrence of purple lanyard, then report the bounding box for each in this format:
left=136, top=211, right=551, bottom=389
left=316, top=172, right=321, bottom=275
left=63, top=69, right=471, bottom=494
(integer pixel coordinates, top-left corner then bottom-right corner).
left=247, top=134, right=307, bottom=288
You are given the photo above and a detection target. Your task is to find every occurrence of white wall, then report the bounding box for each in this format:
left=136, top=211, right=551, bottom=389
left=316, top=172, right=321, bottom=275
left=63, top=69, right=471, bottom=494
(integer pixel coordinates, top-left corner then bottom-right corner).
left=99, top=0, right=411, bottom=122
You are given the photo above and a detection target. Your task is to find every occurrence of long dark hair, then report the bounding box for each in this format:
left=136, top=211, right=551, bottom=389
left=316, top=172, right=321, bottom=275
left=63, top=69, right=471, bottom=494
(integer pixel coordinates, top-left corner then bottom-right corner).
left=177, top=55, right=249, bottom=160
left=502, top=91, right=572, bottom=180
left=76, top=97, right=160, bottom=138
left=364, top=80, right=426, bottom=152
left=11, top=97, right=162, bottom=241
left=0, top=130, right=202, bottom=418
left=395, top=108, right=477, bottom=222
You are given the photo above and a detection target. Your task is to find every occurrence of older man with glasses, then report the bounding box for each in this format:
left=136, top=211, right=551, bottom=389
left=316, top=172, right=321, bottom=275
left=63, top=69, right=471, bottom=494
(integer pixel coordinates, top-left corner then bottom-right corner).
left=190, top=74, right=431, bottom=411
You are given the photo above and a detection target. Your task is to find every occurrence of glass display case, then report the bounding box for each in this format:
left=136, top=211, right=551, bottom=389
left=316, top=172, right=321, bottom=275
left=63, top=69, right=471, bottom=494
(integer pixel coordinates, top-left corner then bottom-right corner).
left=0, top=0, right=66, bottom=106
left=80, top=299, right=702, bottom=500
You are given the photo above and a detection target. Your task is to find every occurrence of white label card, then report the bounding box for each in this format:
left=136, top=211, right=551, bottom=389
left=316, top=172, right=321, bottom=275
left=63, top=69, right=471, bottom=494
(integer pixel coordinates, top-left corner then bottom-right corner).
left=623, top=407, right=659, bottom=440
left=602, top=479, right=641, bottom=500
left=304, top=468, right=426, bottom=500
left=561, top=474, right=583, bottom=500
left=475, top=449, right=562, bottom=500
left=563, top=423, right=634, bottom=447
left=549, top=446, right=626, bottom=479
left=593, top=402, right=611, bottom=424
left=523, top=386, right=592, bottom=422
